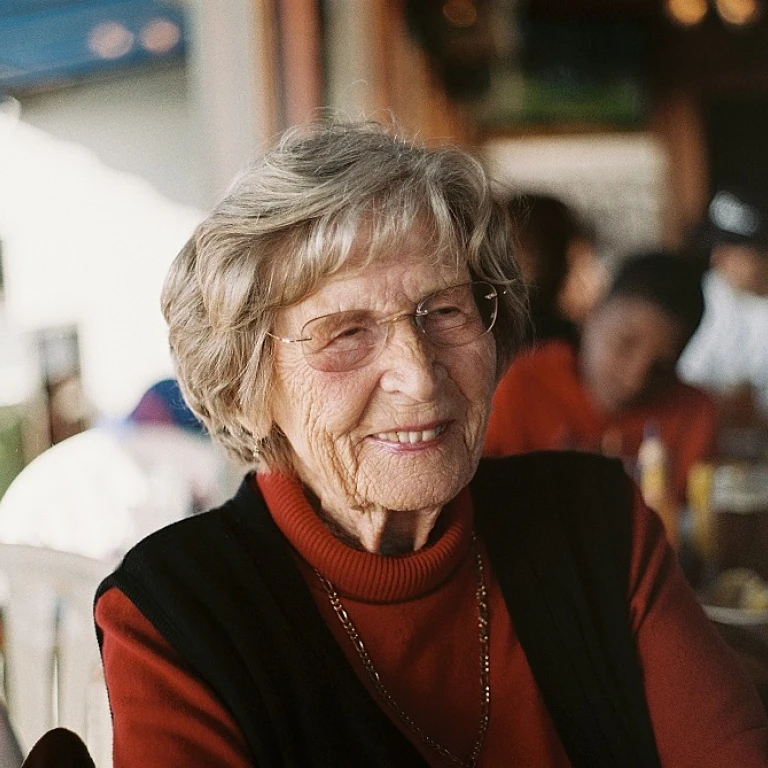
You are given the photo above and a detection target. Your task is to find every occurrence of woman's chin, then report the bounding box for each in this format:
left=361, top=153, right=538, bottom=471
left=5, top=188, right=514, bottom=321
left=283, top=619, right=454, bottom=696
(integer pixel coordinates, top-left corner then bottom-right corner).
left=359, top=463, right=473, bottom=513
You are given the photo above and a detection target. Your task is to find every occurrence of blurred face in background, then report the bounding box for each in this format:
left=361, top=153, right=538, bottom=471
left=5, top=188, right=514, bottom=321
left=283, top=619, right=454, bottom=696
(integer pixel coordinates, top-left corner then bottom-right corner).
left=557, top=236, right=608, bottom=326
left=712, top=243, right=768, bottom=296
left=579, top=296, right=688, bottom=414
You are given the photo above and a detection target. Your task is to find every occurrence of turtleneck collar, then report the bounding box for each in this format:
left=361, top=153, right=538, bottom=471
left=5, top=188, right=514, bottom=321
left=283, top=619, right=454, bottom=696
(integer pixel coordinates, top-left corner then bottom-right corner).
left=255, top=472, right=474, bottom=604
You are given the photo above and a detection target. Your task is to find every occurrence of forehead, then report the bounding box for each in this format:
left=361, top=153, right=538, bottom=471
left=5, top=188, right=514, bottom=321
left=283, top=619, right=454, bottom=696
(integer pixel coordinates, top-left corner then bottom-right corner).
left=278, top=243, right=469, bottom=329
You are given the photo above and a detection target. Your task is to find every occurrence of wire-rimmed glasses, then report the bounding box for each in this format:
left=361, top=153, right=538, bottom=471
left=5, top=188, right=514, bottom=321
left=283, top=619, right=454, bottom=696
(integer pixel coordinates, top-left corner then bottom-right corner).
left=268, top=281, right=502, bottom=373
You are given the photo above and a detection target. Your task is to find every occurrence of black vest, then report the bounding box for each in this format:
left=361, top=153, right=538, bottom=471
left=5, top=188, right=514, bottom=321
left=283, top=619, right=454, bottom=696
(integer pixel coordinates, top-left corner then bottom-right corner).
left=95, top=452, right=661, bottom=767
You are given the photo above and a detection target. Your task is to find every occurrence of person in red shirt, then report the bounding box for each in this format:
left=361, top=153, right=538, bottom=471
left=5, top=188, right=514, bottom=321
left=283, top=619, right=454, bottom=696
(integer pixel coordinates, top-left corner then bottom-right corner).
left=485, top=250, right=717, bottom=514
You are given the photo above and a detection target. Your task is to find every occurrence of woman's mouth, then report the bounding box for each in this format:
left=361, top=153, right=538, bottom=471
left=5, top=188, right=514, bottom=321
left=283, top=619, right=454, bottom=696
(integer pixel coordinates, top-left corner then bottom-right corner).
left=372, top=423, right=447, bottom=445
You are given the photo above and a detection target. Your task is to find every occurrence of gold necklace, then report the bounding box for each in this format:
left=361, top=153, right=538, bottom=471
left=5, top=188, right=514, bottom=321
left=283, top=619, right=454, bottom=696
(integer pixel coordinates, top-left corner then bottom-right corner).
left=315, top=532, right=491, bottom=768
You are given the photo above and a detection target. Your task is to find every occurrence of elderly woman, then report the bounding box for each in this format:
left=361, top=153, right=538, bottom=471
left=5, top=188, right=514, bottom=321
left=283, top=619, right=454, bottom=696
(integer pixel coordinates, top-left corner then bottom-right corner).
left=95, top=122, right=768, bottom=768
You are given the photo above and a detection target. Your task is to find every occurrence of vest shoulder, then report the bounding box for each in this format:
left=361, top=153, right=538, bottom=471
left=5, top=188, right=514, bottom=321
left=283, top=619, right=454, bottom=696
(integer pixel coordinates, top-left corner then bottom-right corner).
left=477, top=450, right=626, bottom=482
left=104, top=477, right=265, bottom=592
left=474, top=451, right=633, bottom=546
left=120, top=498, right=241, bottom=563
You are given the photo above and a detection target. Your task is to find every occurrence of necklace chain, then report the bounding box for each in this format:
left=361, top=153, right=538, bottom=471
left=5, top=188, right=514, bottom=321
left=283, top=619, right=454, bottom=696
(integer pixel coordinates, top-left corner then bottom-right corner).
left=315, top=532, right=491, bottom=768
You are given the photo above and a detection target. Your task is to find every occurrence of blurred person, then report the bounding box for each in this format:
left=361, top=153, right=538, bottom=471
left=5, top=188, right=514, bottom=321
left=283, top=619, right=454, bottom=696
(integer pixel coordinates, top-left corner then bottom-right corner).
left=485, top=250, right=716, bottom=511
left=94, top=122, right=767, bottom=767
left=678, top=188, right=768, bottom=427
left=506, top=192, right=607, bottom=347
left=127, top=377, right=207, bottom=435
left=0, top=377, right=238, bottom=563
left=123, top=377, right=240, bottom=514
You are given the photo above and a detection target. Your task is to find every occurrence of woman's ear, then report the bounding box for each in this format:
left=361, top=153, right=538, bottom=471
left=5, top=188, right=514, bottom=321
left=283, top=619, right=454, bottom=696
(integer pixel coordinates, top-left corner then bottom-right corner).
left=236, top=410, right=272, bottom=445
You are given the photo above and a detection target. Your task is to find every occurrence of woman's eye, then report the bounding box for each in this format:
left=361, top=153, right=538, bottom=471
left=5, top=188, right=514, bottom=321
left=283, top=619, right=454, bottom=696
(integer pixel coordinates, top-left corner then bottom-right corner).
left=333, top=326, right=365, bottom=340
left=324, top=324, right=374, bottom=348
left=427, top=305, right=466, bottom=325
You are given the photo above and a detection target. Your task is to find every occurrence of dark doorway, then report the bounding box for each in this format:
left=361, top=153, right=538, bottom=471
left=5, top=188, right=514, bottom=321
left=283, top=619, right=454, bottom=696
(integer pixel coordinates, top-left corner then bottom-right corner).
left=705, top=96, right=768, bottom=196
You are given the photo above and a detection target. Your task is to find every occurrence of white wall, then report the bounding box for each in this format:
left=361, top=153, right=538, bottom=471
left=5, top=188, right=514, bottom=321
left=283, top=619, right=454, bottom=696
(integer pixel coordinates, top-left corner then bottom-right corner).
left=1, top=2, right=283, bottom=421
left=0, top=64, right=210, bottom=420
left=0, top=109, right=203, bottom=420
left=483, top=133, right=670, bottom=266
left=20, top=65, right=207, bottom=212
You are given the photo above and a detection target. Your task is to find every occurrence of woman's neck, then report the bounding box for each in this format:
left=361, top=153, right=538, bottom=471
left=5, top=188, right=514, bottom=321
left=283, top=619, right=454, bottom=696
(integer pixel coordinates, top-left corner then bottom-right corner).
left=308, top=491, right=442, bottom=555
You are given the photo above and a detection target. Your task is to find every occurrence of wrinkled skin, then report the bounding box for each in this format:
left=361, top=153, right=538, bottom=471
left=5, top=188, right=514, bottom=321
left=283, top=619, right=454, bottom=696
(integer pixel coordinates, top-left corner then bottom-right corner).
left=579, top=296, right=687, bottom=415
left=267, top=240, right=497, bottom=554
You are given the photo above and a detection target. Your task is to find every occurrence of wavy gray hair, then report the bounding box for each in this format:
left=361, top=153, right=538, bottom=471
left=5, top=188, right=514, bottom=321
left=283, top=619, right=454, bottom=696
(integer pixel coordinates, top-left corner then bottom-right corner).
left=161, top=120, right=527, bottom=472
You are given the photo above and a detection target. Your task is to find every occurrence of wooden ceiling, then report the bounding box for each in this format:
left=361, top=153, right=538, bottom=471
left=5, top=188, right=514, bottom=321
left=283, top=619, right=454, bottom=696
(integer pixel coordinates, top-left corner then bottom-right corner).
left=526, top=0, right=660, bottom=20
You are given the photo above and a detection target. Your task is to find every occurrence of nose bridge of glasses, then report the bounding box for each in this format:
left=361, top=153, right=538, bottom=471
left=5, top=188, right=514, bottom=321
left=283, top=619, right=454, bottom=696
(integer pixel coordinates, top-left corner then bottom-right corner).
left=376, top=317, right=441, bottom=390
left=374, top=308, right=435, bottom=365
left=378, top=307, right=428, bottom=335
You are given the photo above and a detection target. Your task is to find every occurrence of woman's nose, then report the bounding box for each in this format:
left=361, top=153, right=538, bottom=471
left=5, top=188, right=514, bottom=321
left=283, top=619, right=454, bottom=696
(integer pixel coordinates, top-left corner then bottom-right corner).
left=377, top=319, right=443, bottom=399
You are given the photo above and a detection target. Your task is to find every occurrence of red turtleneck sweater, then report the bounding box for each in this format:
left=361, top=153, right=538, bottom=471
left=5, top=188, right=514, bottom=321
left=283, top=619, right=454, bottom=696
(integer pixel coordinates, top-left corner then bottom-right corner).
left=96, top=473, right=768, bottom=767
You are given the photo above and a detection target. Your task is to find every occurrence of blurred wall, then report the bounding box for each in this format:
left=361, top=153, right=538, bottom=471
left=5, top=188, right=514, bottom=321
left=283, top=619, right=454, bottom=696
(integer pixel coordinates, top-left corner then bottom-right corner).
left=20, top=65, right=206, bottom=212
left=0, top=112, right=202, bottom=422
left=0, top=0, right=283, bottom=425
left=483, top=133, right=668, bottom=265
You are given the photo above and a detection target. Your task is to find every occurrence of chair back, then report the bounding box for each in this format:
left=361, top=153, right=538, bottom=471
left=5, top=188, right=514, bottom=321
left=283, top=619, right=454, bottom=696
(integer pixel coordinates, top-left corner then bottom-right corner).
left=0, top=543, right=111, bottom=763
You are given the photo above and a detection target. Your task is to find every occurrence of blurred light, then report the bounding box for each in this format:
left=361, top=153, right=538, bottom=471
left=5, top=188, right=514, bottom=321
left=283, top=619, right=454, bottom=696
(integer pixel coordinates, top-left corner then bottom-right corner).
left=87, top=21, right=134, bottom=60
left=715, top=0, right=761, bottom=25
left=139, top=17, right=181, bottom=55
left=442, top=0, right=478, bottom=28
left=665, top=0, right=709, bottom=26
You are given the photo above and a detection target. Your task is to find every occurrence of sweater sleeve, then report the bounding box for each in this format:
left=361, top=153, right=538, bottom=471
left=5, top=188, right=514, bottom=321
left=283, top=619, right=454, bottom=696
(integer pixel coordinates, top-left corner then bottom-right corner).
left=95, top=587, right=253, bottom=768
left=628, top=486, right=768, bottom=766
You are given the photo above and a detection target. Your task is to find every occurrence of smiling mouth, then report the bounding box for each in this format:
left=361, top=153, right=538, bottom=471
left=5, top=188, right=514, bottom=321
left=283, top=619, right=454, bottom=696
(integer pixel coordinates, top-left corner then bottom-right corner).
left=372, top=424, right=447, bottom=444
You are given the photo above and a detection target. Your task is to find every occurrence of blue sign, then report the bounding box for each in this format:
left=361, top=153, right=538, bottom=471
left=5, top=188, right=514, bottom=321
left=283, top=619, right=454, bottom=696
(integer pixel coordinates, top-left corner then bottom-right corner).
left=0, top=0, right=186, bottom=91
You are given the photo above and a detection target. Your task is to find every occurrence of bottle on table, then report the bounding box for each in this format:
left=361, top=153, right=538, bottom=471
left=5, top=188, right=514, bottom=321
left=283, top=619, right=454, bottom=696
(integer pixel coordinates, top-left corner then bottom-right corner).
left=637, top=421, right=678, bottom=548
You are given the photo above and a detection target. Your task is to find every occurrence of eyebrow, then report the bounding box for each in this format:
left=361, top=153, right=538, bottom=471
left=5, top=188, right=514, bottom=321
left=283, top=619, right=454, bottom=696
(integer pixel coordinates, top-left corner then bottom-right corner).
left=300, top=285, right=453, bottom=323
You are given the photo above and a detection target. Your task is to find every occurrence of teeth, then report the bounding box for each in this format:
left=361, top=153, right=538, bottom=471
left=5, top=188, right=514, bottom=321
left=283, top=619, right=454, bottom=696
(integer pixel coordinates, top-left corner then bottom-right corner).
left=375, top=425, right=445, bottom=443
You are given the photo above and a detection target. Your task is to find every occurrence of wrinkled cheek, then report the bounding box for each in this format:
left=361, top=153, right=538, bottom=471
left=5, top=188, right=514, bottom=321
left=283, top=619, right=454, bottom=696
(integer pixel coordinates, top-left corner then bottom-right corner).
left=466, top=407, right=491, bottom=458
left=314, top=431, right=366, bottom=501
left=473, top=355, right=497, bottom=429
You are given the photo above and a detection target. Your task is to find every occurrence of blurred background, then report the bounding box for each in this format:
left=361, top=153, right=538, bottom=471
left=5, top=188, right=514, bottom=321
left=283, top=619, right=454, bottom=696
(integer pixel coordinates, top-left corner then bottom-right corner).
left=1, top=0, right=768, bottom=761
left=1, top=0, right=765, bottom=484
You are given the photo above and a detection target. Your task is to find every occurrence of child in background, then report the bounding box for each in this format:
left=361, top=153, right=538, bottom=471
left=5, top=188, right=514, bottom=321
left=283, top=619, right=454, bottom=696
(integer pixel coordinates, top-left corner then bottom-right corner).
left=485, top=250, right=717, bottom=521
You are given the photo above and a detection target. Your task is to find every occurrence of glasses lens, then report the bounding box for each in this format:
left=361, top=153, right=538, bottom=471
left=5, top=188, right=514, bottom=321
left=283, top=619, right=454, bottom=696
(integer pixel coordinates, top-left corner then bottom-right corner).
left=302, top=310, right=384, bottom=372
left=298, top=282, right=499, bottom=373
left=419, top=282, right=498, bottom=347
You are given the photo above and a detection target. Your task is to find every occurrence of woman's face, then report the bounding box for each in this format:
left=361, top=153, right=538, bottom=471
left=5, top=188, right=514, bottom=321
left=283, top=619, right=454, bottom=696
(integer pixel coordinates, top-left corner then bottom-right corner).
left=267, top=237, right=497, bottom=518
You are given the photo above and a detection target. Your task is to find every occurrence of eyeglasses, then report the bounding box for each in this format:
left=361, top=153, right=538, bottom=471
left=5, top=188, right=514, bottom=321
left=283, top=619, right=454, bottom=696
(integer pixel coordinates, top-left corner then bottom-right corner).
left=268, top=281, right=502, bottom=373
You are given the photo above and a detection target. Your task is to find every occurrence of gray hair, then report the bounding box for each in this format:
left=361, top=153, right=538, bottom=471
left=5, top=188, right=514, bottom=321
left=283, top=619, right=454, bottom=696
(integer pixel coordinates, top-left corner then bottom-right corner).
left=161, top=120, right=527, bottom=472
